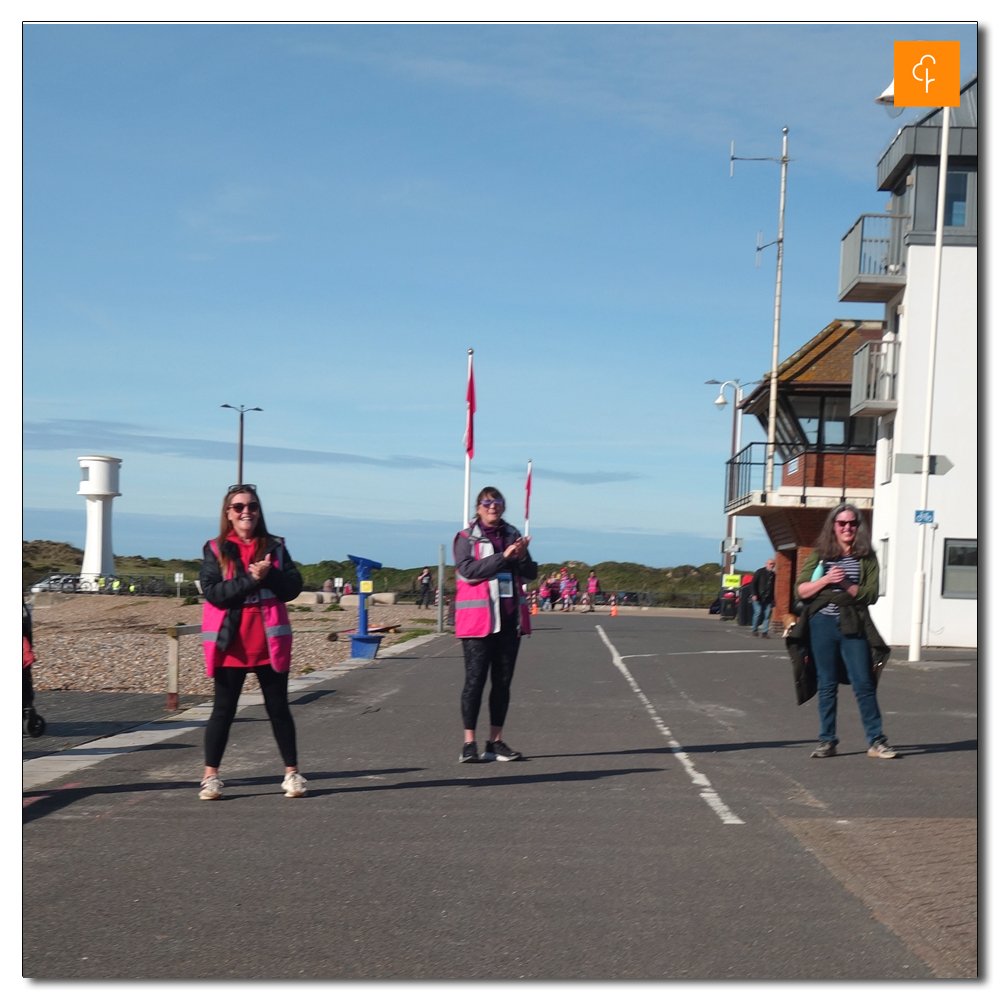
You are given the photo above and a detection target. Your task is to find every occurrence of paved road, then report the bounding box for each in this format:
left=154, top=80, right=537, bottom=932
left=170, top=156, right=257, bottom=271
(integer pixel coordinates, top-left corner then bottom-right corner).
left=23, top=614, right=977, bottom=979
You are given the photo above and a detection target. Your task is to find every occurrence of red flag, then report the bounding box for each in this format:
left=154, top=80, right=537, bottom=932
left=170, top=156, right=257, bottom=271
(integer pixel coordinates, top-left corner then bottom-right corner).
left=464, top=359, right=476, bottom=459
left=525, top=461, right=532, bottom=521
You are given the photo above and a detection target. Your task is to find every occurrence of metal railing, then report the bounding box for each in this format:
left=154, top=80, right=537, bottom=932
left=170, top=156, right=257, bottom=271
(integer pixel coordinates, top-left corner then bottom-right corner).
left=725, top=442, right=772, bottom=512
left=851, top=340, right=899, bottom=416
left=839, top=213, right=908, bottom=298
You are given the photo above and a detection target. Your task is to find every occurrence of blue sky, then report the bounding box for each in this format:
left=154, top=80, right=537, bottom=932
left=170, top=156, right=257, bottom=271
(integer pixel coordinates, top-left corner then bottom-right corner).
left=22, top=22, right=979, bottom=568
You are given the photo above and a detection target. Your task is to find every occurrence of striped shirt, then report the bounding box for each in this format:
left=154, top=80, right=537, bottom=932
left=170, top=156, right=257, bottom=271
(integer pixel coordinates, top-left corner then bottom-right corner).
left=819, top=555, right=861, bottom=616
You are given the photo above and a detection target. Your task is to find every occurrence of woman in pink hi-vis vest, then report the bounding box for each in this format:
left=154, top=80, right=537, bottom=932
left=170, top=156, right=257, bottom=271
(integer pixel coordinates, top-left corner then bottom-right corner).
left=198, top=485, right=304, bottom=801
left=453, top=486, right=537, bottom=764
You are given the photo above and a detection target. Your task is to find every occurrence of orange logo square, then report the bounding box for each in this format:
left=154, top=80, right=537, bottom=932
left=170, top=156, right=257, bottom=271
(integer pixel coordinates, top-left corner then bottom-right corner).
left=894, top=41, right=961, bottom=107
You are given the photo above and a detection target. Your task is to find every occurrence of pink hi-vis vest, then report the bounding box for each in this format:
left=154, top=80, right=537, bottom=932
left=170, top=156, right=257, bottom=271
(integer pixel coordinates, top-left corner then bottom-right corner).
left=201, top=539, right=294, bottom=677
left=454, top=524, right=532, bottom=638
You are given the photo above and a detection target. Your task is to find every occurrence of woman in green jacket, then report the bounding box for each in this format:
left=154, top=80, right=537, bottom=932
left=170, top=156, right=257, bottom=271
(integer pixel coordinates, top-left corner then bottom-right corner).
left=796, top=503, right=896, bottom=760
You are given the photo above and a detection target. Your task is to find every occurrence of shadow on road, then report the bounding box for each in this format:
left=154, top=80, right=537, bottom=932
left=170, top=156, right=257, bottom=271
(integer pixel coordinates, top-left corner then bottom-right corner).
left=22, top=766, right=428, bottom=824
left=23, top=766, right=664, bottom=819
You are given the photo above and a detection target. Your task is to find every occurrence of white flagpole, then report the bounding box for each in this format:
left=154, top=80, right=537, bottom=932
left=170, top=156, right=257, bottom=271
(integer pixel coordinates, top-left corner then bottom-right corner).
left=463, top=348, right=473, bottom=526
left=524, top=459, right=532, bottom=539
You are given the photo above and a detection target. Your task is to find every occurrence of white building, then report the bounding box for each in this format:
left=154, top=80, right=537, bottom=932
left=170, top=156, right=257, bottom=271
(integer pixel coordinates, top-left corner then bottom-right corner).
left=840, top=76, right=977, bottom=648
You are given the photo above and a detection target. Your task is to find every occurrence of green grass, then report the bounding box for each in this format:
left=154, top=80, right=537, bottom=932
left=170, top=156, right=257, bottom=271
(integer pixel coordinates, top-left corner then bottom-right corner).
left=393, top=628, right=435, bottom=641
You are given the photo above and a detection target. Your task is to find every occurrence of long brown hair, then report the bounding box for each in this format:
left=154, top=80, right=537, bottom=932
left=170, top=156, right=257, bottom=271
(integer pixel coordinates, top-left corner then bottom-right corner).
left=812, top=503, right=872, bottom=562
left=215, top=485, right=270, bottom=576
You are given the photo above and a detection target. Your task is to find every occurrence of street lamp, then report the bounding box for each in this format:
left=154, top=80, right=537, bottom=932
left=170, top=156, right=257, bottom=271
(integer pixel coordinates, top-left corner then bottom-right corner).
left=707, top=378, right=750, bottom=575
left=221, top=404, right=262, bottom=485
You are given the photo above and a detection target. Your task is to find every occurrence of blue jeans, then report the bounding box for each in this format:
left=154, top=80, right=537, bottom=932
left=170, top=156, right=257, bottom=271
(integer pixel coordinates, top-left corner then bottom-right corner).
left=809, top=612, right=884, bottom=745
left=751, top=600, right=773, bottom=633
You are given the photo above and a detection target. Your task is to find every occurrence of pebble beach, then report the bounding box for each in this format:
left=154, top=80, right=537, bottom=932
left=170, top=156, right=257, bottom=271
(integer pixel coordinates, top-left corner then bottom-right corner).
left=27, top=595, right=444, bottom=697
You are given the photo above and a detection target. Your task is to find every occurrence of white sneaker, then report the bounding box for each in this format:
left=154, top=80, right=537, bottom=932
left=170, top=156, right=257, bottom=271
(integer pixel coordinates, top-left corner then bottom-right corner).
left=281, top=771, right=308, bottom=797
left=199, top=775, right=224, bottom=800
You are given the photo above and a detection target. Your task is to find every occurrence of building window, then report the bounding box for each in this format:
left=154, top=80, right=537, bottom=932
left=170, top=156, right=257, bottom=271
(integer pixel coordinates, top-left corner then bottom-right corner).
left=822, top=398, right=848, bottom=446
left=790, top=397, right=819, bottom=446
left=850, top=415, right=877, bottom=447
left=942, top=539, right=977, bottom=599
left=878, top=539, right=889, bottom=597
left=80, top=468, right=89, bottom=481
left=945, top=171, right=968, bottom=227
left=881, top=419, right=894, bottom=484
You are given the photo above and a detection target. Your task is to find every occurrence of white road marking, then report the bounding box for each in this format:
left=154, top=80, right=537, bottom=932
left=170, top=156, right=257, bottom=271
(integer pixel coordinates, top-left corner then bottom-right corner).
left=596, top=625, right=745, bottom=826
left=661, top=649, right=765, bottom=655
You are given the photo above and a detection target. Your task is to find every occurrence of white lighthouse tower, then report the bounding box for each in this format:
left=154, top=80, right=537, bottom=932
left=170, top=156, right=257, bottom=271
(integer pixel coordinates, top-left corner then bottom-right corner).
left=78, top=455, right=122, bottom=589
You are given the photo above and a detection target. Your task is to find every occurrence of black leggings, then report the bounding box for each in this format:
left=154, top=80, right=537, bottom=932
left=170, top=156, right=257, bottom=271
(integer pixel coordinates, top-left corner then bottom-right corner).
left=204, top=665, right=298, bottom=769
left=460, top=626, right=521, bottom=731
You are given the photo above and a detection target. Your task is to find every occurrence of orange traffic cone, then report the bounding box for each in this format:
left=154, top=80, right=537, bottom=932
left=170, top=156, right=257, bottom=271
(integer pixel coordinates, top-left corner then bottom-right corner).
left=610, top=601, right=618, bottom=617
left=531, top=601, right=538, bottom=616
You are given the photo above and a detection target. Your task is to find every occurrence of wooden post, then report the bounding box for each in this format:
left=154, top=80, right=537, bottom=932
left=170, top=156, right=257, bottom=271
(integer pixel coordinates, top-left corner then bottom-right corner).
left=167, top=627, right=179, bottom=711
left=166, top=624, right=201, bottom=711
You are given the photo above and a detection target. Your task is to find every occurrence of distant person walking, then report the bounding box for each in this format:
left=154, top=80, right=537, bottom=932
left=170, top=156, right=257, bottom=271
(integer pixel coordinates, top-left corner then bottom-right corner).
left=750, top=558, right=776, bottom=637
left=416, top=568, right=433, bottom=609
left=454, top=486, right=537, bottom=763
left=795, top=503, right=896, bottom=760
left=198, top=484, right=307, bottom=801
left=559, top=571, right=573, bottom=611
left=538, top=578, right=551, bottom=611
left=587, top=570, right=600, bottom=606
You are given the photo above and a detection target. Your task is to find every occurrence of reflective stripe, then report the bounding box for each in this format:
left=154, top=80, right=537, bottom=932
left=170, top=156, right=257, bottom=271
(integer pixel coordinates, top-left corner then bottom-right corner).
left=456, top=599, right=489, bottom=609
left=201, top=631, right=219, bottom=642
left=265, top=623, right=293, bottom=638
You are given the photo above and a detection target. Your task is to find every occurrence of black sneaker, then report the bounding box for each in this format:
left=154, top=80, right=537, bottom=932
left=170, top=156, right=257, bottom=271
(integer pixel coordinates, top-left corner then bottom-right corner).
left=458, top=741, right=479, bottom=763
left=810, top=741, right=837, bottom=758
left=483, top=739, right=523, bottom=762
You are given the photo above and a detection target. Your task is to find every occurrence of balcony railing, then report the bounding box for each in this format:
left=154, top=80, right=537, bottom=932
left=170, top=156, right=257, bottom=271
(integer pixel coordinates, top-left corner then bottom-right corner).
left=839, top=213, right=908, bottom=302
left=850, top=340, right=899, bottom=417
left=724, top=442, right=874, bottom=514
left=725, top=442, right=782, bottom=513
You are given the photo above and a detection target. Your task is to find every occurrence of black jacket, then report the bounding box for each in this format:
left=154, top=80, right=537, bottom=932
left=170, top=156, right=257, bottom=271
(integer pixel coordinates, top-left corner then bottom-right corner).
left=200, top=535, right=303, bottom=654
left=751, top=567, right=775, bottom=605
left=785, top=588, right=890, bottom=706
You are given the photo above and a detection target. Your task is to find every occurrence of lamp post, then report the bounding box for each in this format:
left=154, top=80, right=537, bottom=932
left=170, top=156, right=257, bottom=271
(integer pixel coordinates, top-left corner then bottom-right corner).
left=221, top=404, right=262, bottom=485
left=707, top=379, right=747, bottom=575
left=875, top=80, right=950, bottom=664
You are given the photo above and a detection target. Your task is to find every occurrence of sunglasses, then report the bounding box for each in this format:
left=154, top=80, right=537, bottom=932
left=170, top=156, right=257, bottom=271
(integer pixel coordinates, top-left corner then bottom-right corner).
left=478, top=498, right=504, bottom=509
left=228, top=484, right=258, bottom=494
left=834, top=519, right=858, bottom=528
left=228, top=502, right=260, bottom=514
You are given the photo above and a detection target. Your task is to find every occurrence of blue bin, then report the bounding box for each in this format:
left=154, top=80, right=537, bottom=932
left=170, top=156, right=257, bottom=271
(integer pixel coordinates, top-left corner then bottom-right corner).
left=350, top=634, right=383, bottom=660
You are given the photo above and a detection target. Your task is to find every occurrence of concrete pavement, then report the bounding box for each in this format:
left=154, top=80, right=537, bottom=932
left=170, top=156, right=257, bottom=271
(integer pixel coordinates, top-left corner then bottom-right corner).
left=22, top=616, right=976, bottom=978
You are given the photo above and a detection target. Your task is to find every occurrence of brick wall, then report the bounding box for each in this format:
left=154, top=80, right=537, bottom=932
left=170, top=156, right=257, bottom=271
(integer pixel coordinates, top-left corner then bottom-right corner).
left=781, top=451, right=875, bottom=489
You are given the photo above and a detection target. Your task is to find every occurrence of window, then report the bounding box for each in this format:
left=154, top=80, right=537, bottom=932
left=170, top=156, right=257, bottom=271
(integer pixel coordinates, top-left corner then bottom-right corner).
left=80, top=468, right=89, bottom=481
left=822, top=398, right=849, bottom=447
left=880, top=419, right=894, bottom=484
left=942, top=539, right=977, bottom=599
left=945, top=171, right=968, bottom=227
left=878, top=539, right=889, bottom=597
left=790, top=397, right=819, bottom=445
left=850, top=415, right=877, bottom=448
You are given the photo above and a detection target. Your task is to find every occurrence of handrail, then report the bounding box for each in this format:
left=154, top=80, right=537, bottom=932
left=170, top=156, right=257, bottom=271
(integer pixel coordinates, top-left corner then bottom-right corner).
left=839, top=213, right=909, bottom=298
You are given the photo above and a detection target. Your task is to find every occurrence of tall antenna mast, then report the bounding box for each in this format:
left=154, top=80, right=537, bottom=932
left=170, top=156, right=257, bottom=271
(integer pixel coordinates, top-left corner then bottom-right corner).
left=730, top=128, right=791, bottom=496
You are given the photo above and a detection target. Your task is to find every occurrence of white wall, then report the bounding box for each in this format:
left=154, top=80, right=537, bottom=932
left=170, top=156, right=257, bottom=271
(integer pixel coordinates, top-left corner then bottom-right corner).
left=869, top=244, right=978, bottom=648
